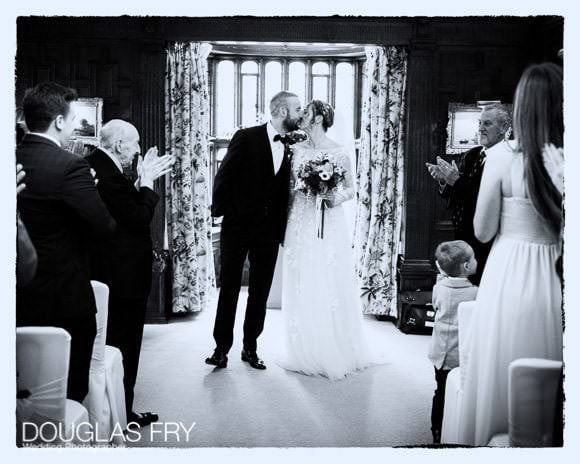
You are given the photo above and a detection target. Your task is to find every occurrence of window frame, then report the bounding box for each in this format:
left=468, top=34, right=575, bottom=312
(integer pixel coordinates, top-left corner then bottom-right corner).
left=207, top=48, right=366, bottom=225
left=209, top=54, right=364, bottom=139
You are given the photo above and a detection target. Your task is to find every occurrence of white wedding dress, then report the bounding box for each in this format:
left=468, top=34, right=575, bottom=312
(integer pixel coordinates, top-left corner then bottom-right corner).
left=279, top=144, right=372, bottom=380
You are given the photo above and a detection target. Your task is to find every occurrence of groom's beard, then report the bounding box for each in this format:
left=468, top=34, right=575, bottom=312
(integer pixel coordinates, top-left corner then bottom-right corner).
left=283, top=115, right=300, bottom=133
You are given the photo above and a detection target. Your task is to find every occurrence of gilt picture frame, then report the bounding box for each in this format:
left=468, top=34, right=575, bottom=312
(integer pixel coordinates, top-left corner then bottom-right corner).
left=445, top=103, right=482, bottom=154
left=69, top=97, right=103, bottom=145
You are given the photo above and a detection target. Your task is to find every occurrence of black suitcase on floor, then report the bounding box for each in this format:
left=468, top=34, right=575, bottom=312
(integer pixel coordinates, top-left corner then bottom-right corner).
left=397, top=290, right=435, bottom=334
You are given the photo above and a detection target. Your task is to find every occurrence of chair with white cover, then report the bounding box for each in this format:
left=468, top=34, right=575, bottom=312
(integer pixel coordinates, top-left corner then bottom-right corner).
left=440, top=300, right=476, bottom=444
left=83, top=281, right=127, bottom=444
left=16, top=327, right=90, bottom=446
left=488, top=358, right=563, bottom=447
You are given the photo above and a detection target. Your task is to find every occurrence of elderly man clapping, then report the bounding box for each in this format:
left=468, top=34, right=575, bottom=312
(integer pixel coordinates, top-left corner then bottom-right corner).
left=87, top=119, right=173, bottom=429
left=426, top=104, right=511, bottom=284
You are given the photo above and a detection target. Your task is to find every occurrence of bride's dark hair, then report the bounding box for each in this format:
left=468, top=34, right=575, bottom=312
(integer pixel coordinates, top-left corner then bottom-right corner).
left=309, top=100, right=334, bottom=131
left=513, top=62, right=563, bottom=235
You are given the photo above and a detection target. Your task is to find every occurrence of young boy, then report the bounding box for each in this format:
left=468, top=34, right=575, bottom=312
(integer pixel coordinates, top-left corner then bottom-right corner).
left=429, top=240, right=478, bottom=444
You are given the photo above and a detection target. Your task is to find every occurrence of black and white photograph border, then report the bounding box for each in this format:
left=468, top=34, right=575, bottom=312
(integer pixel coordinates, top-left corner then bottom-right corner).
left=2, top=0, right=580, bottom=463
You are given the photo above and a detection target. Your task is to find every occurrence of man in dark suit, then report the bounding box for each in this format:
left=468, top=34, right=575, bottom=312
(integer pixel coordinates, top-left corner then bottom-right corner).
left=16, top=82, right=116, bottom=402
left=86, top=119, right=173, bottom=427
left=206, top=91, right=303, bottom=370
left=427, top=104, right=511, bottom=285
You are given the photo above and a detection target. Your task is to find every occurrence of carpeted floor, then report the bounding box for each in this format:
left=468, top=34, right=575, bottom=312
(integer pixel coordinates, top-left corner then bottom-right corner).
left=130, top=290, right=435, bottom=447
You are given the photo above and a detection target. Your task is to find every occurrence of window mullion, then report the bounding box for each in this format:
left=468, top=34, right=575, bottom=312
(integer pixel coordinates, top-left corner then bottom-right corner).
left=354, top=60, right=362, bottom=139
left=234, top=60, right=242, bottom=128
left=258, top=59, right=265, bottom=118
left=329, top=60, right=336, bottom=107
left=306, top=60, right=312, bottom=102
left=210, top=59, right=217, bottom=136
left=282, top=58, right=289, bottom=90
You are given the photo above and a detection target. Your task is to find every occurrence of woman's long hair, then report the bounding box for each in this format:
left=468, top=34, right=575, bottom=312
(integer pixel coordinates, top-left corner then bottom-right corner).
left=513, top=62, right=563, bottom=235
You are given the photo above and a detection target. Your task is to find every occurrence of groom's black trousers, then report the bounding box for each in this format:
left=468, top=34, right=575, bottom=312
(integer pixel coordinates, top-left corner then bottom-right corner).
left=214, top=224, right=279, bottom=354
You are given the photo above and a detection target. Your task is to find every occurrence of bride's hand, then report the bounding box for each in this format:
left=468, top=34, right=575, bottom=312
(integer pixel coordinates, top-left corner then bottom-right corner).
left=318, top=191, right=334, bottom=207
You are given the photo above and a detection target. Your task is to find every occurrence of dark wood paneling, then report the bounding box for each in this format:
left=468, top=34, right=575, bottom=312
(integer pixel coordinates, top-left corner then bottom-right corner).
left=136, top=42, right=168, bottom=323
left=404, top=31, right=438, bottom=263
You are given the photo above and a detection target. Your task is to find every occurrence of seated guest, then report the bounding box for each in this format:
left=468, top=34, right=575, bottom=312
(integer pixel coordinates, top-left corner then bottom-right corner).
left=459, top=63, right=563, bottom=446
left=426, top=104, right=511, bottom=284
left=428, top=240, right=478, bottom=444
left=87, top=120, right=173, bottom=428
left=16, top=82, right=116, bottom=402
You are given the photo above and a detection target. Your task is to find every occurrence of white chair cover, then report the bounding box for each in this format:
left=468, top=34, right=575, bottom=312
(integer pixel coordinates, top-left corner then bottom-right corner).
left=83, top=281, right=127, bottom=444
left=105, top=345, right=127, bottom=439
left=16, top=327, right=89, bottom=446
left=487, top=433, right=510, bottom=446
left=489, top=358, right=563, bottom=447
left=440, top=300, right=476, bottom=444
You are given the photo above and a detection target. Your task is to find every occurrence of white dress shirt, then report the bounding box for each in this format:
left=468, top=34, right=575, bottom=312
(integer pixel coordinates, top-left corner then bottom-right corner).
left=29, top=132, right=61, bottom=147
left=266, top=121, right=285, bottom=174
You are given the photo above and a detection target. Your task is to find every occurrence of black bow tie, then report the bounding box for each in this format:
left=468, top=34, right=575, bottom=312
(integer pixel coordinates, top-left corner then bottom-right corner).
left=273, top=134, right=292, bottom=145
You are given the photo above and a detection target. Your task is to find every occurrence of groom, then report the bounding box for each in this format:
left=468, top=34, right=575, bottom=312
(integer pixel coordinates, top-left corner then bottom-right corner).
left=206, top=91, right=302, bottom=370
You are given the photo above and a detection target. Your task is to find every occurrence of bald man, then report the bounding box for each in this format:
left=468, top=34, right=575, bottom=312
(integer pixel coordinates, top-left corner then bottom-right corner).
left=87, top=120, right=173, bottom=428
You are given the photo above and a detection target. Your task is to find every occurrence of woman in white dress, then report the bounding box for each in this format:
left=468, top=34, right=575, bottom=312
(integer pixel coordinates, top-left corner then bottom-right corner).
left=279, top=100, right=372, bottom=380
left=458, top=63, right=563, bottom=446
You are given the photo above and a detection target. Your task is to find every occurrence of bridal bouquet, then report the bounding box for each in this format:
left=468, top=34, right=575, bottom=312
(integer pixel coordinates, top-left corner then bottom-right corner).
left=294, top=153, right=347, bottom=239
left=294, top=153, right=347, bottom=195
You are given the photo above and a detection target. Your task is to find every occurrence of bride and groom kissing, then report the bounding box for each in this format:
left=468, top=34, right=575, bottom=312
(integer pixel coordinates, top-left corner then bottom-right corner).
left=206, top=91, right=371, bottom=380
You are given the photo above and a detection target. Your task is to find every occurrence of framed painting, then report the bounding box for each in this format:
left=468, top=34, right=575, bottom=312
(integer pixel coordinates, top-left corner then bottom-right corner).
left=445, top=103, right=482, bottom=154
left=69, top=97, right=103, bottom=145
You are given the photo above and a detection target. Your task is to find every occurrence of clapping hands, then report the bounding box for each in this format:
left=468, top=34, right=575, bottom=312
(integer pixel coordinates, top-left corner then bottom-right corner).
left=16, top=164, right=26, bottom=195
left=426, top=157, right=460, bottom=186
left=542, top=143, right=564, bottom=195
left=136, top=147, right=175, bottom=189
left=90, top=168, right=99, bottom=186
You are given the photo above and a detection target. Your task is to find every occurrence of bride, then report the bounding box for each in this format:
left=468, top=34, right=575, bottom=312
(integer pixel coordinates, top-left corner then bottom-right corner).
left=279, top=100, right=372, bottom=380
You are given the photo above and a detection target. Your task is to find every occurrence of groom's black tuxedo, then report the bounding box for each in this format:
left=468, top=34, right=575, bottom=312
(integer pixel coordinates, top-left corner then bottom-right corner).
left=211, top=123, right=291, bottom=353
left=212, top=124, right=290, bottom=243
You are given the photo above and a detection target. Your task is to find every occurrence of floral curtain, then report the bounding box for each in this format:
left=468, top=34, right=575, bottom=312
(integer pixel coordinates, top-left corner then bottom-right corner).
left=165, top=42, right=216, bottom=313
left=354, top=46, right=408, bottom=317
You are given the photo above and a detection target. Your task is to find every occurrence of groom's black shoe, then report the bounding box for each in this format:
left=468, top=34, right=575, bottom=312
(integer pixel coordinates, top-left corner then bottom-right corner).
left=205, top=349, right=228, bottom=368
left=241, top=349, right=267, bottom=370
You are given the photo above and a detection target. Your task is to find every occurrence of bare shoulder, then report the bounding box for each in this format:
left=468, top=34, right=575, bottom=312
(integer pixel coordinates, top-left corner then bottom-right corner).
left=485, top=141, right=518, bottom=173
left=487, top=140, right=518, bottom=163
left=324, top=137, right=342, bottom=150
